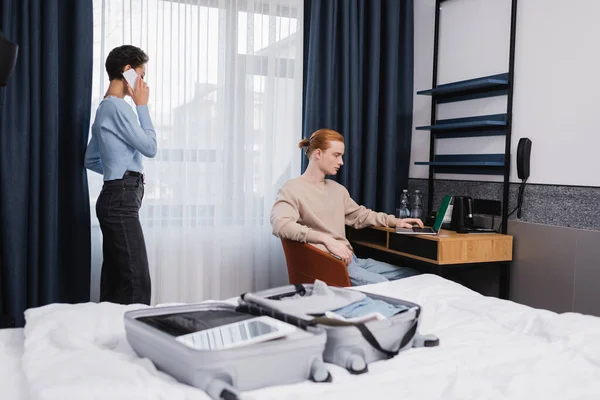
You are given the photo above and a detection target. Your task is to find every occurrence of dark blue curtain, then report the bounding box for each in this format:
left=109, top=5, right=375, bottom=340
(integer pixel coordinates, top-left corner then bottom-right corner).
left=0, top=1, right=93, bottom=326
left=303, top=0, right=414, bottom=214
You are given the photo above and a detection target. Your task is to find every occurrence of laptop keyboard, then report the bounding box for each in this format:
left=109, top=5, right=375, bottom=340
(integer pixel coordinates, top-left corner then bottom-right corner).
left=412, top=227, right=435, bottom=233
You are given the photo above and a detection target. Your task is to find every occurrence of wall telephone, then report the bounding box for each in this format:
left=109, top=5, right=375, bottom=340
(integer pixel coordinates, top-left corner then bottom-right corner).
left=515, top=138, right=532, bottom=218
left=496, top=138, right=532, bottom=231
left=517, top=138, right=532, bottom=180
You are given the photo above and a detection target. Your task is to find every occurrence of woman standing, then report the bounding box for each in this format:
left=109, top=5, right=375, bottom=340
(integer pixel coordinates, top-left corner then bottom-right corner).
left=84, top=45, right=156, bottom=305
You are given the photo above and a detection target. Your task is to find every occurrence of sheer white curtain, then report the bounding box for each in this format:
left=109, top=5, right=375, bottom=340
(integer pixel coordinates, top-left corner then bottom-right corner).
left=89, top=0, right=303, bottom=304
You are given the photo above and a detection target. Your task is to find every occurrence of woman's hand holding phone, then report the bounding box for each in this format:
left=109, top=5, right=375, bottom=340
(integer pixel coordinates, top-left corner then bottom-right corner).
left=128, top=76, right=149, bottom=106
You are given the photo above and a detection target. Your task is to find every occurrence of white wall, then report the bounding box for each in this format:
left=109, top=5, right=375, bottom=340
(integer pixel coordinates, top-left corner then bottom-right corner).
left=410, top=0, right=600, bottom=187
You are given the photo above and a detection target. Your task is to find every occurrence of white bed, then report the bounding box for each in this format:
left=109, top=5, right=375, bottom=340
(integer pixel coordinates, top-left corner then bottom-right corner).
left=2, top=274, right=600, bottom=400
left=0, top=327, right=27, bottom=399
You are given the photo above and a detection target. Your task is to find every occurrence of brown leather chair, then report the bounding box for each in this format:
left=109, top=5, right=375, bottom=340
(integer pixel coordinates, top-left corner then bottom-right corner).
left=280, top=239, right=351, bottom=287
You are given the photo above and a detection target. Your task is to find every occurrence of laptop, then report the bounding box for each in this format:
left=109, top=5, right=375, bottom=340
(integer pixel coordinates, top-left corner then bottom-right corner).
left=395, top=195, right=452, bottom=235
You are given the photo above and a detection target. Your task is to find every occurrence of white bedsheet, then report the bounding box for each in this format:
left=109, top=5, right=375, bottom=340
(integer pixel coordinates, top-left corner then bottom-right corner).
left=5, top=274, right=600, bottom=400
left=0, top=328, right=27, bottom=400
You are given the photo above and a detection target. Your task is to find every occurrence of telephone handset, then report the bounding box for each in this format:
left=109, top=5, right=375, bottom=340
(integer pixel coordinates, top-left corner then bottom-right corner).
left=516, top=138, right=532, bottom=180
left=516, top=138, right=532, bottom=219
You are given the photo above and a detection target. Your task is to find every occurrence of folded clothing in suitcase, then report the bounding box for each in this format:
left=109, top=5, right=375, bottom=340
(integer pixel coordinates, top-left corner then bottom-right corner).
left=124, top=302, right=330, bottom=400
left=239, top=281, right=439, bottom=374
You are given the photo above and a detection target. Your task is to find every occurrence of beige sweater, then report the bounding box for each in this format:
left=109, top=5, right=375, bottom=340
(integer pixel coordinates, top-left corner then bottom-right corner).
left=270, top=177, right=397, bottom=252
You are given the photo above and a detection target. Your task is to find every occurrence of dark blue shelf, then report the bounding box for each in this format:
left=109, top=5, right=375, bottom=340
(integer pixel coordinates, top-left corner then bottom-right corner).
left=416, top=114, right=507, bottom=138
left=417, top=73, right=509, bottom=103
left=415, top=154, right=505, bottom=175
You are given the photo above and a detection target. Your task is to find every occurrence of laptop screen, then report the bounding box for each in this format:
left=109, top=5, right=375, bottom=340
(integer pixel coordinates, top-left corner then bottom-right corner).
left=432, top=195, right=452, bottom=232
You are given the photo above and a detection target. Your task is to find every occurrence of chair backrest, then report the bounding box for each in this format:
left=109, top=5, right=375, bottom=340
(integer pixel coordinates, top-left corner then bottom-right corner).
left=280, top=239, right=351, bottom=287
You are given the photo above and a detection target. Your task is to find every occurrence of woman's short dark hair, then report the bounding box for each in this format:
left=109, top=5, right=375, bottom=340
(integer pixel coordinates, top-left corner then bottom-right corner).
left=105, top=45, right=149, bottom=81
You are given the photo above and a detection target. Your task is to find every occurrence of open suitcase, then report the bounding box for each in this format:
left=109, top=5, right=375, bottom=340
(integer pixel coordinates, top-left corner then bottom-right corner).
left=124, top=302, right=331, bottom=400
left=124, top=281, right=439, bottom=399
left=239, top=283, right=439, bottom=374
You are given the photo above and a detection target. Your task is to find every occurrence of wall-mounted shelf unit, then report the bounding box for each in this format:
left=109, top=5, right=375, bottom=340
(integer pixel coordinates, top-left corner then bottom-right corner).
left=415, top=154, right=505, bottom=175
left=414, top=0, right=519, bottom=235
left=416, top=73, right=509, bottom=103
left=416, top=114, right=507, bottom=137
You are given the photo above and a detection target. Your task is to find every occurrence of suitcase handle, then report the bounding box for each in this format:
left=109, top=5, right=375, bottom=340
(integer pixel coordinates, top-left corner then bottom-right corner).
left=248, top=284, right=307, bottom=301
left=235, top=303, right=316, bottom=331
left=355, top=319, right=418, bottom=359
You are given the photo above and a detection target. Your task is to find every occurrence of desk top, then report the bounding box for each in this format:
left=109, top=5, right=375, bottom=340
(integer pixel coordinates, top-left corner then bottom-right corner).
left=371, top=227, right=512, bottom=242
left=347, top=226, right=513, bottom=265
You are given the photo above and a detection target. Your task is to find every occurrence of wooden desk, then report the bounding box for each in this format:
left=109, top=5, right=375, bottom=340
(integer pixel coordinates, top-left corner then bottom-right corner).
left=347, top=227, right=513, bottom=298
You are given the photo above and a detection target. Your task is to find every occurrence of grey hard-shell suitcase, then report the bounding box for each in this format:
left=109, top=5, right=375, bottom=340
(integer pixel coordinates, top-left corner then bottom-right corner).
left=124, top=302, right=331, bottom=400
left=239, top=283, right=439, bottom=374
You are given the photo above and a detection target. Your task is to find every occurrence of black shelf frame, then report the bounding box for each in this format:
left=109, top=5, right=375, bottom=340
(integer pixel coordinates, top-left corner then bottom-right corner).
left=418, top=0, right=519, bottom=235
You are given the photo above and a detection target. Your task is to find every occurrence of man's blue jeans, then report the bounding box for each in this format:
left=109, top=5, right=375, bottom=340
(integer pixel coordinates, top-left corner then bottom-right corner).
left=347, top=254, right=420, bottom=286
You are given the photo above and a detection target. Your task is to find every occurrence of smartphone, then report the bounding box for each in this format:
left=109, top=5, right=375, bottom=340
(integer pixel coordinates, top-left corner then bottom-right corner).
left=174, top=316, right=297, bottom=351
left=123, top=68, right=138, bottom=90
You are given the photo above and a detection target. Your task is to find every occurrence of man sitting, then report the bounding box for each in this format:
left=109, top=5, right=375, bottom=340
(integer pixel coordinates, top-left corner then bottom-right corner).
left=270, top=128, right=422, bottom=286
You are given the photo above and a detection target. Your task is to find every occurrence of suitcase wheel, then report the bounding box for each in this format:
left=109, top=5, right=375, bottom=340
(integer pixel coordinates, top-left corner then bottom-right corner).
left=413, top=333, right=440, bottom=348
left=310, top=359, right=331, bottom=383
left=346, top=354, right=368, bottom=375
left=312, top=371, right=333, bottom=383
left=219, top=388, right=240, bottom=400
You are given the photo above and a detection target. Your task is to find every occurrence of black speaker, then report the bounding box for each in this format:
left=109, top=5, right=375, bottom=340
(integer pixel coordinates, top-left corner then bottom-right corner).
left=450, top=196, right=474, bottom=233
left=0, top=32, right=19, bottom=87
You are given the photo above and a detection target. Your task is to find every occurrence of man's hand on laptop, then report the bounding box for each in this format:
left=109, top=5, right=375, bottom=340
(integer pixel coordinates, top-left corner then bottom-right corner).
left=395, top=218, right=425, bottom=229
left=323, top=237, right=353, bottom=265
